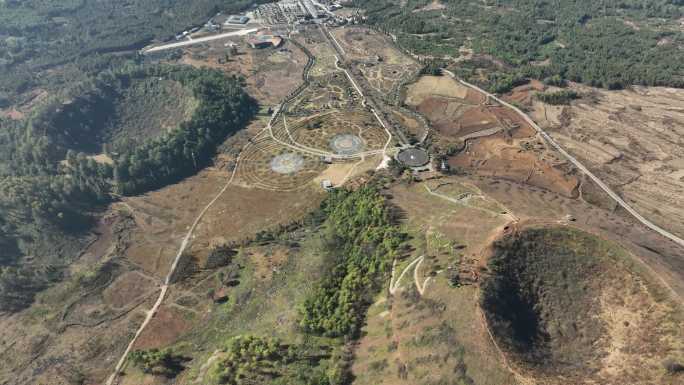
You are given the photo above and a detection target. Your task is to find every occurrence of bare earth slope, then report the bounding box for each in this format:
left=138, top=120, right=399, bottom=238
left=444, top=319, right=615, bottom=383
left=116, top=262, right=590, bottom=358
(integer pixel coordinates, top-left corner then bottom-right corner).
left=531, top=86, right=684, bottom=239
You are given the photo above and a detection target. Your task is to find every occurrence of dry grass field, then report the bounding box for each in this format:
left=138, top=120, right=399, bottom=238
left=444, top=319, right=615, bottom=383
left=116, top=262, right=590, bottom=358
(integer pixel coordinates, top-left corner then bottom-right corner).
left=528, top=85, right=684, bottom=239
left=351, top=181, right=516, bottom=385
left=481, top=226, right=684, bottom=385
left=372, top=176, right=684, bottom=385
left=405, top=75, right=502, bottom=138
left=403, top=75, right=580, bottom=198
left=181, top=37, right=309, bottom=105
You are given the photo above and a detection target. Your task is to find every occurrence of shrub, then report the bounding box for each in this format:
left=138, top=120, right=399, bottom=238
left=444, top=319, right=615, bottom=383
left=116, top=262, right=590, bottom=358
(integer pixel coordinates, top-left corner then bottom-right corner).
left=664, top=359, right=684, bottom=374
left=129, top=348, right=185, bottom=377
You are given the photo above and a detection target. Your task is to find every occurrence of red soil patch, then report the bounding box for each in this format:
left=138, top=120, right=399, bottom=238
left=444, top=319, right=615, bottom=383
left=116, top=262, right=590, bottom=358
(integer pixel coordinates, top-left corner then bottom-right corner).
left=458, top=106, right=500, bottom=136
left=529, top=79, right=545, bottom=91
left=0, top=108, right=24, bottom=120
left=416, top=98, right=498, bottom=137
left=504, top=90, right=530, bottom=105
left=489, top=106, right=536, bottom=138
left=251, top=246, right=290, bottom=282
left=465, top=88, right=486, bottom=104
left=133, top=305, right=193, bottom=349
left=449, top=134, right=578, bottom=197
left=502, top=80, right=545, bottom=105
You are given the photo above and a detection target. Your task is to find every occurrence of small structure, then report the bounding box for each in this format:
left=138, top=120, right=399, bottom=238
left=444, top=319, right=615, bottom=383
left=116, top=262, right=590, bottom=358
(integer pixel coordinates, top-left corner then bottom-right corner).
left=321, top=180, right=333, bottom=191
left=440, top=159, right=449, bottom=172
left=247, top=34, right=283, bottom=49
left=226, top=15, right=250, bottom=25
left=321, top=155, right=333, bottom=164
left=397, top=148, right=430, bottom=168
left=224, top=42, right=239, bottom=55
left=205, top=21, right=220, bottom=32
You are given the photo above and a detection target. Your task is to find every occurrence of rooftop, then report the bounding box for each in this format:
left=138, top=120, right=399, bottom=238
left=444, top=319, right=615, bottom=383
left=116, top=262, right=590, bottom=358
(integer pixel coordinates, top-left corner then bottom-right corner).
left=397, top=148, right=430, bottom=168
left=226, top=15, right=249, bottom=24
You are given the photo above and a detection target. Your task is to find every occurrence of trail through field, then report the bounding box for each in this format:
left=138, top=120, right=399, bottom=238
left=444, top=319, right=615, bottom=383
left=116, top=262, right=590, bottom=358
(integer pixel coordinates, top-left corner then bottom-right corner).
left=106, top=31, right=392, bottom=381
left=266, top=36, right=391, bottom=160
left=389, top=256, right=424, bottom=294
left=423, top=183, right=518, bottom=222
left=442, top=69, right=683, bottom=306
left=413, top=257, right=432, bottom=295
left=105, top=153, right=243, bottom=385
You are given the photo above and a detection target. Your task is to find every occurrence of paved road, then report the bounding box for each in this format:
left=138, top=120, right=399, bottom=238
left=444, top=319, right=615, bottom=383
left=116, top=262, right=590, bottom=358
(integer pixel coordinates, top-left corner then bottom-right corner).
left=443, top=69, right=684, bottom=248
left=142, top=28, right=259, bottom=53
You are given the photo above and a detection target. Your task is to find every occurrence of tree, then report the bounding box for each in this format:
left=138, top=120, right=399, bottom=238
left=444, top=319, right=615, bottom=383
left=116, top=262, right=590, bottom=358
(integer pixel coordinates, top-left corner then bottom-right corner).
left=129, top=348, right=186, bottom=377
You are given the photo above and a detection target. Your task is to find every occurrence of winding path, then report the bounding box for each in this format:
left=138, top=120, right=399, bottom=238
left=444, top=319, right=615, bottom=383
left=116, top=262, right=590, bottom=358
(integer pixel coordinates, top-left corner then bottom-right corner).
left=389, top=256, right=424, bottom=294
left=443, top=69, right=684, bottom=249
left=105, top=153, right=243, bottom=385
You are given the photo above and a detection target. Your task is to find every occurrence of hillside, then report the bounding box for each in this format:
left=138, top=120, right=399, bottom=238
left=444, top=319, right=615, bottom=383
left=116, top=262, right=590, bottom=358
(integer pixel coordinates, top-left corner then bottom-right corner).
left=0, top=65, right=255, bottom=314
left=0, top=0, right=264, bottom=107
left=355, top=0, right=684, bottom=90
left=1, top=1, right=684, bottom=385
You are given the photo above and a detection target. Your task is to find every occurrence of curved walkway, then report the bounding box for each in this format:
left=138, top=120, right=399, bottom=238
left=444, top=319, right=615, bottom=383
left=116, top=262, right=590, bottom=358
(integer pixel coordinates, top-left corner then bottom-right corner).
left=389, top=256, right=424, bottom=294
left=267, top=36, right=394, bottom=160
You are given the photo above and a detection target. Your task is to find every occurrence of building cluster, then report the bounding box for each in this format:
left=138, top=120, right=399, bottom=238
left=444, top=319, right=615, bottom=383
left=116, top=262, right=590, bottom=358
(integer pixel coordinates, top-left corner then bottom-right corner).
left=226, top=15, right=250, bottom=25
left=254, top=0, right=343, bottom=25
left=174, top=26, right=202, bottom=41
left=172, top=12, right=254, bottom=41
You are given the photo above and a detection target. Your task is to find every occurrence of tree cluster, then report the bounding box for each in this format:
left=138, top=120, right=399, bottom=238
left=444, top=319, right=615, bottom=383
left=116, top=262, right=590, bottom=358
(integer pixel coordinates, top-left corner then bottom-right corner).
left=354, top=0, right=684, bottom=90
left=0, top=65, right=255, bottom=313
left=112, top=66, right=256, bottom=194
left=213, top=335, right=286, bottom=384
left=0, top=0, right=261, bottom=104
left=212, top=334, right=342, bottom=385
left=299, top=187, right=405, bottom=338
left=129, top=348, right=187, bottom=377
left=536, top=90, right=580, bottom=105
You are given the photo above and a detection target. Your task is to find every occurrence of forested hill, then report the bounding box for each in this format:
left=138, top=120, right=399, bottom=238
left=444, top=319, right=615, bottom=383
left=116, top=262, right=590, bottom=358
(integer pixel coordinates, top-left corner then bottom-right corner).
left=0, top=65, right=256, bottom=313
left=0, top=0, right=261, bottom=106
left=0, top=0, right=264, bottom=316
left=354, top=0, right=684, bottom=90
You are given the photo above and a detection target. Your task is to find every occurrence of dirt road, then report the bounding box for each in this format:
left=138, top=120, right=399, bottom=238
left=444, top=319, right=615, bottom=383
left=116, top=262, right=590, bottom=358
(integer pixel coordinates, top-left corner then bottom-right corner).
left=105, top=153, right=243, bottom=385
left=443, top=69, right=684, bottom=249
